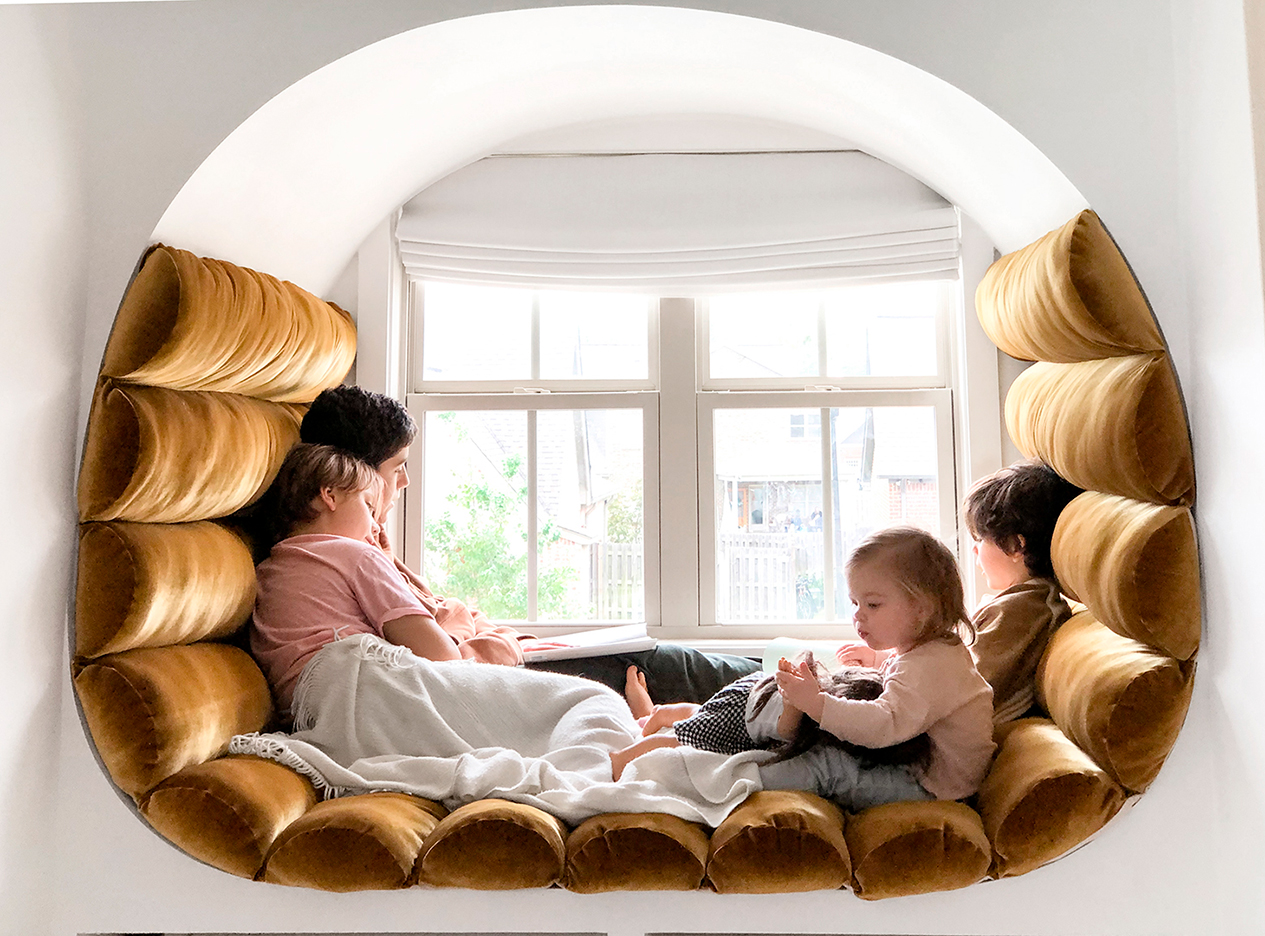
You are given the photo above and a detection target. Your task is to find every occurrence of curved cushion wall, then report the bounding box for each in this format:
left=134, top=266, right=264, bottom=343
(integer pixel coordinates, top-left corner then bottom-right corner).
left=844, top=800, right=991, bottom=900
left=975, top=209, right=1164, bottom=362
left=76, top=521, right=256, bottom=659
left=1037, top=612, right=1195, bottom=793
left=417, top=799, right=567, bottom=890
left=74, top=643, right=272, bottom=799
left=139, top=755, right=318, bottom=879
left=1005, top=353, right=1194, bottom=506
left=102, top=244, right=355, bottom=402
left=1051, top=492, right=1200, bottom=660
left=78, top=380, right=303, bottom=523
left=976, top=719, right=1125, bottom=878
left=564, top=812, right=710, bottom=892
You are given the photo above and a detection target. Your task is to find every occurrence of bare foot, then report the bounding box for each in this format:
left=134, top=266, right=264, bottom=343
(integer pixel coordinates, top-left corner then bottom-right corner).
left=624, top=665, right=655, bottom=719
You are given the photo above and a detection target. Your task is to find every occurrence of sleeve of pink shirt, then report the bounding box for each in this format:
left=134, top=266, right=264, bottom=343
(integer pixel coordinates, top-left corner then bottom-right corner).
left=348, top=546, right=441, bottom=632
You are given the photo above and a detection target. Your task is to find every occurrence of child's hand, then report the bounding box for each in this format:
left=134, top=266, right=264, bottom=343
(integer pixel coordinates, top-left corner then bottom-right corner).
left=775, top=658, right=825, bottom=722
left=836, top=641, right=878, bottom=668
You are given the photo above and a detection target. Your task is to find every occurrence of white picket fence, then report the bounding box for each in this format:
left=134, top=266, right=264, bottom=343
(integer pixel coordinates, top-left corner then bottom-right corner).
left=595, top=541, right=644, bottom=620
left=716, top=532, right=824, bottom=622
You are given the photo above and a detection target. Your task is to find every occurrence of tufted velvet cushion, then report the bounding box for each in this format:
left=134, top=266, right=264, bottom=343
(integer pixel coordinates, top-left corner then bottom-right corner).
left=565, top=812, right=710, bottom=892
left=101, top=244, right=355, bottom=402
left=705, top=791, right=849, bottom=893
left=416, top=799, right=568, bottom=889
left=844, top=800, right=991, bottom=900
left=140, top=755, right=318, bottom=879
left=1005, top=353, right=1194, bottom=507
left=976, top=718, right=1126, bottom=878
left=975, top=209, right=1164, bottom=363
left=1038, top=612, right=1194, bottom=792
left=75, top=520, right=255, bottom=659
left=1052, top=492, right=1200, bottom=660
left=263, top=793, right=446, bottom=891
left=74, top=643, right=273, bottom=799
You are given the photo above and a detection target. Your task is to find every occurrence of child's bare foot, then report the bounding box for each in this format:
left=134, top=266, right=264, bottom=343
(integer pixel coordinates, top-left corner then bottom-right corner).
left=624, top=665, right=655, bottom=719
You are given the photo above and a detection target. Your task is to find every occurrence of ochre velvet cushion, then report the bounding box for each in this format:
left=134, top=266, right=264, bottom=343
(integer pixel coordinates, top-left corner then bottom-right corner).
left=101, top=244, right=355, bottom=402
left=77, top=380, right=303, bottom=523
left=564, top=812, right=710, bottom=893
left=263, top=793, right=446, bottom=891
left=1005, top=353, right=1194, bottom=506
left=416, top=799, right=568, bottom=890
left=976, top=719, right=1126, bottom=878
left=975, top=209, right=1164, bottom=363
left=1052, top=492, right=1200, bottom=660
left=74, top=643, right=272, bottom=799
left=844, top=799, right=991, bottom=900
left=140, top=755, right=317, bottom=879
left=705, top=791, right=849, bottom=894
left=75, top=520, right=255, bottom=659
left=1038, top=612, right=1195, bottom=792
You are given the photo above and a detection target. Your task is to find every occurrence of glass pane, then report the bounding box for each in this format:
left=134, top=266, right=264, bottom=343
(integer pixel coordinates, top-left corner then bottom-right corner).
left=713, top=408, right=826, bottom=622
left=539, top=292, right=649, bottom=380
left=831, top=405, right=940, bottom=615
left=537, top=409, right=644, bottom=622
left=708, top=291, right=819, bottom=379
left=824, top=280, right=945, bottom=378
left=421, top=282, right=531, bottom=381
left=423, top=410, right=529, bottom=621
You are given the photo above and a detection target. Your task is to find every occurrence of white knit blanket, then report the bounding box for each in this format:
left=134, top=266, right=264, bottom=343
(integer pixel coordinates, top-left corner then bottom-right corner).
left=230, top=634, right=765, bottom=826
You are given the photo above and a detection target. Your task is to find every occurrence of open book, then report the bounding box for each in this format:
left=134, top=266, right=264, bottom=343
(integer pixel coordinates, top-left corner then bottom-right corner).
left=521, top=622, right=657, bottom=663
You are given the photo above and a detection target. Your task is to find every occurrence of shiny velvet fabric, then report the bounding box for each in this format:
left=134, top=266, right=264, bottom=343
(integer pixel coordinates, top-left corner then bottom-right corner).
left=74, top=643, right=272, bottom=799
left=976, top=718, right=1125, bottom=878
left=101, top=245, right=355, bottom=402
left=1005, top=353, right=1194, bottom=507
left=416, top=799, right=568, bottom=889
left=139, top=755, right=318, bottom=879
left=844, top=800, right=991, bottom=900
left=975, top=209, right=1164, bottom=362
left=1052, top=492, right=1201, bottom=660
left=78, top=381, right=303, bottom=523
left=565, top=812, right=710, bottom=892
left=1037, top=612, right=1195, bottom=792
left=75, top=521, right=255, bottom=659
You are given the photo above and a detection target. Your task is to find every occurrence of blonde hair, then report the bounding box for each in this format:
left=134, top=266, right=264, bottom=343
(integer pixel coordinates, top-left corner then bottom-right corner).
left=268, top=443, right=383, bottom=545
left=845, top=526, right=973, bottom=648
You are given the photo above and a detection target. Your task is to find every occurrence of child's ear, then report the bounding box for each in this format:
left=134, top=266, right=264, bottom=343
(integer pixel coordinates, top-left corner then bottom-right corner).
left=318, top=486, right=339, bottom=512
left=1010, top=534, right=1027, bottom=559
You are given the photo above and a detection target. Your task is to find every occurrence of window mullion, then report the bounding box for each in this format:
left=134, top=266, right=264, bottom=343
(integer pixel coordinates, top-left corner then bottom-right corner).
left=820, top=405, right=835, bottom=621
left=527, top=409, right=538, bottom=621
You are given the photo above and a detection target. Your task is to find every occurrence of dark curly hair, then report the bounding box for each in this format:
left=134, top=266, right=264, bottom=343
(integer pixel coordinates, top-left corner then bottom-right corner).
left=963, top=460, right=1082, bottom=579
left=300, top=385, right=417, bottom=469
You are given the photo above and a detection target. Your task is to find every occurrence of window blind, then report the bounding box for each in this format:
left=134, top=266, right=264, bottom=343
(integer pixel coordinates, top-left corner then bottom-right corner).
left=397, top=151, right=958, bottom=292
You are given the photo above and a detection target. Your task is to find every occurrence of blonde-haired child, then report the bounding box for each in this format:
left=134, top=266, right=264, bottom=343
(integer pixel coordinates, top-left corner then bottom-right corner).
left=250, top=443, right=461, bottom=714
left=773, top=526, right=995, bottom=809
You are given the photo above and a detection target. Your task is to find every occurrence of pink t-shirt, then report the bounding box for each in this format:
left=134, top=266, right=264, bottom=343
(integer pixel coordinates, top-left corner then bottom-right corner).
left=818, top=639, right=996, bottom=800
left=250, top=534, right=445, bottom=711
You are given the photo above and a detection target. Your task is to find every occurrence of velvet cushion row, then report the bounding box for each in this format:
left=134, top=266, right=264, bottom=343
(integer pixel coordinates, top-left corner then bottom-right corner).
left=975, top=209, right=1164, bottom=363
left=77, top=381, right=304, bottom=523
left=1051, top=492, right=1200, bottom=660
left=101, top=244, right=355, bottom=402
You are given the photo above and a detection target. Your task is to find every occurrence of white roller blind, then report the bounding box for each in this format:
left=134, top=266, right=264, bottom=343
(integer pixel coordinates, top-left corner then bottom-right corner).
left=397, top=152, right=958, bottom=292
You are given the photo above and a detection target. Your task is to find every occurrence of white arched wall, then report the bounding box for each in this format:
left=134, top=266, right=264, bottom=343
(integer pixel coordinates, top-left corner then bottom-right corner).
left=153, top=5, right=1087, bottom=295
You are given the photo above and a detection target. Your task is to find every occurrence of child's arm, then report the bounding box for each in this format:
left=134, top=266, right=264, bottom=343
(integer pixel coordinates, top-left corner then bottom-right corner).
left=610, top=733, right=680, bottom=780
left=382, top=613, right=463, bottom=662
left=774, top=658, right=825, bottom=722
left=641, top=702, right=700, bottom=736
left=834, top=641, right=895, bottom=669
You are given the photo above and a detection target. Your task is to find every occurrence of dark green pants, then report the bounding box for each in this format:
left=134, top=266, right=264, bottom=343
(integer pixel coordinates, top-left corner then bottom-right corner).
left=526, top=644, right=761, bottom=705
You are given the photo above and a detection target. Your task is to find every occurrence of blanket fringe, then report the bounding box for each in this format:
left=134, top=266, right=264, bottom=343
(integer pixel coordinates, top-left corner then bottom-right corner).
left=228, top=733, right=350, bottom=800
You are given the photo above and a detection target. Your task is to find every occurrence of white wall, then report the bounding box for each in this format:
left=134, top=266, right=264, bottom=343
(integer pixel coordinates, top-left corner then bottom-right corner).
left=0, top=1, right=1259, bottom=933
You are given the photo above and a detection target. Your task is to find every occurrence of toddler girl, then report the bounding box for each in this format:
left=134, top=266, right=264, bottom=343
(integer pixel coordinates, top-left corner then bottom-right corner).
left=250, top=443, right=461, bottom=714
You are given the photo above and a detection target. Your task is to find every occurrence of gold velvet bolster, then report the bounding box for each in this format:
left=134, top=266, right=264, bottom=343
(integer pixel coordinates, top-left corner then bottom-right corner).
left=976, top=718, right=1125, bottom=878
left=74, top=643, right=272, bottom=800
left=565, top=813, right=710, bottom=892
left=139, top=755, right=318, bottom=879
left=75, top=521, right=256, bottom=659
left=77, top=380, right=303, bottom=523
left=417, top=799, right=568, bottom=890
left=1005, top=353, right=1194, bottom=507
left=1037, top=612, right=1194, bottom=793
left=975, top=209, right=1164, bottom=362
left=102, top=244, right=355, bottom=402
left=1052, top=492, right=1201, bottom=660
left=844, top=800, right=991, bottom=900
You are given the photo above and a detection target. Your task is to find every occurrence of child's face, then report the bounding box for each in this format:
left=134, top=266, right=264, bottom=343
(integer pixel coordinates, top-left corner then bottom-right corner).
left=973, top=536, right=1028, bottom=592
left=846, top=560, right=929, bottom=655
left=321, top=484, right=381, bottom=544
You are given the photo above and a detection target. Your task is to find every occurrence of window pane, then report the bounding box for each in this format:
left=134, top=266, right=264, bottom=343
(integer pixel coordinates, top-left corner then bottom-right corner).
left=421, top=282, right=531, bottom=381
left=824, top=281, right=944, bottom=378
left=423, top=410, right=529, bottom=621
left=539, top=292, right=649, bottom=380
left=709, top=291, right=819, bottom=378
left=537, top=409, right=644, bottom=622
left=713, top=408, right=826, bottom=622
